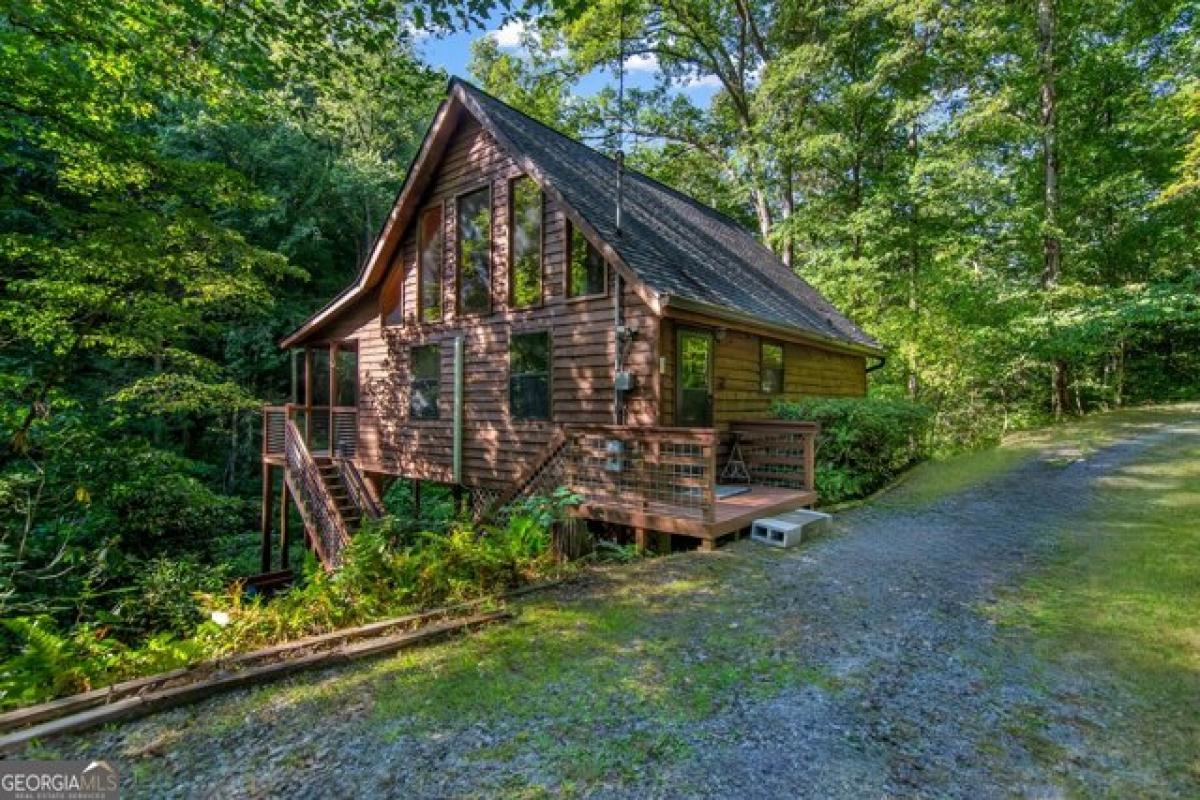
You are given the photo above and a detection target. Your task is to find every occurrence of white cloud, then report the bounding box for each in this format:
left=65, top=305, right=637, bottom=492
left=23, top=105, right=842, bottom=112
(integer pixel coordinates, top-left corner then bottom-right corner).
left=404, top=20, right=431, bottom=42
left=624, top=53, right=659, bottom=72
left=490, top=19, right=527, bottom=48
left=682, top=73, right=723, bottom=90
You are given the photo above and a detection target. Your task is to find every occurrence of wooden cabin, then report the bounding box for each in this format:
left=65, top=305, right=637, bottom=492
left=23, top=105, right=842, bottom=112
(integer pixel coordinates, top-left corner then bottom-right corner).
left=260, top=79, right=883, bottom=569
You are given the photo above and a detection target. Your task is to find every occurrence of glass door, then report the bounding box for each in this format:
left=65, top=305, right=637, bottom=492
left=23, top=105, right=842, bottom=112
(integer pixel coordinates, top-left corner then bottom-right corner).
left=677, top=328, right=714, bottom=427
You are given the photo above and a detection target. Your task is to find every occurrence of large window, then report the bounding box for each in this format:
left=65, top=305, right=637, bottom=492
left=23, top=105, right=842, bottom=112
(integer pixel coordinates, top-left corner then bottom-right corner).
left=457, top=187, right=492, bottom=314
left=509, top=177, right=543, bottom=308
left=567, top=223, right=606, bottom=298
left=410, top=344, right=440, bottom=419
left=509, top=331, right=551, bottom=421
left=761, top=340, right=784, bottom=394
left=417, top=206, right=443, bottom=323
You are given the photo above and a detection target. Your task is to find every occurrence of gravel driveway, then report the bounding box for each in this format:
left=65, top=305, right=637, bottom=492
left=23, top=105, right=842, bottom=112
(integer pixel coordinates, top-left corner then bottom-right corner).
left=24, top=411, right=1200, bottom=798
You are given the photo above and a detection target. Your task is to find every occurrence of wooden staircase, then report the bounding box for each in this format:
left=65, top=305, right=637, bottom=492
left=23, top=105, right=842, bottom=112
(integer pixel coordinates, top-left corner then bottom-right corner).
left=282, top=419, right=382, bottom=569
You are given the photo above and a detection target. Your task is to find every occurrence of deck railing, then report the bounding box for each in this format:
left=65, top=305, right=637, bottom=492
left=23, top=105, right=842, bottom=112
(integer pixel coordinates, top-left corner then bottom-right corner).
left=564, top=426, right=719, bottom=522
left=335, top=457, right=384, bottom=521
left=727, top=420, right=819, bottom=492
left=263, top=404, right=357, bottom=459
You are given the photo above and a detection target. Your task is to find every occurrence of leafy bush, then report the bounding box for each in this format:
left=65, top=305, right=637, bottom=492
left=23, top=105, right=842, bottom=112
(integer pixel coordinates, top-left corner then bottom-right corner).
left=0, top=491, right=570, bottom=708
left=118, top=557, right=229, bottom=638
left=774, top=397, right=933, bottom=503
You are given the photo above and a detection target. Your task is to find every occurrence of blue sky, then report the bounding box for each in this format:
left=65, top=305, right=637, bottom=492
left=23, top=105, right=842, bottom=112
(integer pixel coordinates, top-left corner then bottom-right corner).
left=416, top=9, right=721, bottom=106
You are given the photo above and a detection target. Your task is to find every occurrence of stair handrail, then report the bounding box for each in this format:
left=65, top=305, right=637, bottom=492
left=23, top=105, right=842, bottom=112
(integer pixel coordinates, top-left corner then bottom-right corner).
left=483, top=426, right=570, bottom=518
left=335, top=457, right=384, bottom=522
left=283, top=418, right=350, bottom=568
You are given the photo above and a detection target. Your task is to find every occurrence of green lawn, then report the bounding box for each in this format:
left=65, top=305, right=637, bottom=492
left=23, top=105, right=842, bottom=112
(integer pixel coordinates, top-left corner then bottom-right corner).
left=885, top=403, right=1199, bottom=508
left=990, top=416, right=1200, bottom=793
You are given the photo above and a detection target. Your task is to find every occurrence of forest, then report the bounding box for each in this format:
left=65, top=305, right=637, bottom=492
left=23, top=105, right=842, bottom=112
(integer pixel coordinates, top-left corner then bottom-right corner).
left=0, top=0, right=1197, bottom=701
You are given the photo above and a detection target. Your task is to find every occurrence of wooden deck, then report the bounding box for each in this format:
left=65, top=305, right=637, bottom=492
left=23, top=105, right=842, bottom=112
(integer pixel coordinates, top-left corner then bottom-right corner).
left=574, top=484, right=818, bottom=545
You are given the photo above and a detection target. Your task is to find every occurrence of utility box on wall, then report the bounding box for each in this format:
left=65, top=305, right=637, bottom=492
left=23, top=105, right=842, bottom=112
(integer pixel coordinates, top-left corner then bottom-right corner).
left=604, top=439, right=625, bottom=473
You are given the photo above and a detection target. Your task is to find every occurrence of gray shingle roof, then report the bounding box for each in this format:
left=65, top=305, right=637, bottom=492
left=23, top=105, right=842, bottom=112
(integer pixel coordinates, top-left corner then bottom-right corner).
left=458, top=80, right=880, bottom=352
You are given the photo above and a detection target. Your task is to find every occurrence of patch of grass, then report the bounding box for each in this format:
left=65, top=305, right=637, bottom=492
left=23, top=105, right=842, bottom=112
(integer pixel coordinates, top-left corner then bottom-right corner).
left=886, top=403, right=1200, bottom=508
left=354, top=560, right=833, bottom=791
left=885, top=446, right=1031, bottom=508
left=990, top=426, right=1200, bottom=794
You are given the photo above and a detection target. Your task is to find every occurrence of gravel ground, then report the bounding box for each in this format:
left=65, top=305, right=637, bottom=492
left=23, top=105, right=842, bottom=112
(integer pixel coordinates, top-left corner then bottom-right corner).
left=20, top=411, right=1199, bottom=798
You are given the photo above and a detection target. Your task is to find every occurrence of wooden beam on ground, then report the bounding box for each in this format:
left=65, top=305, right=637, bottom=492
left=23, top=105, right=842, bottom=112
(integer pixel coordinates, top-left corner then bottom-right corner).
left=0, top=612, right=510, bottom=754
left=0, top=579, right=563, bottom=741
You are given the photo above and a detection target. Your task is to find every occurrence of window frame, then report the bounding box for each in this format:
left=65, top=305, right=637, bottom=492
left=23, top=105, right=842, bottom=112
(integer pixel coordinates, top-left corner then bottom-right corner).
left=760, top=338, right=785, bottom=395
left=565, top=220, right=609, bottom=301
left=455, top=183, right=494, bottom=318
left=408, top=343, right=442, bottom=421
left=508, top=328, right=553, bottom=422
left=416, top=203, right=445, bottom=326
left=507, top=176, right=545, bottom=310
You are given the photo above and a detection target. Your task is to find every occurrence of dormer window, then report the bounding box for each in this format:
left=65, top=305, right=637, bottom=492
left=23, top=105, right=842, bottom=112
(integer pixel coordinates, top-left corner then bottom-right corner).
left=457, top=186, right=492, bottom=315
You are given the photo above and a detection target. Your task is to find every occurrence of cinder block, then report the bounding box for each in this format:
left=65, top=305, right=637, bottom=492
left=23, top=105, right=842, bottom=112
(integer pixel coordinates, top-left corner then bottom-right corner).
left=750, top=509, right=831, bottom=548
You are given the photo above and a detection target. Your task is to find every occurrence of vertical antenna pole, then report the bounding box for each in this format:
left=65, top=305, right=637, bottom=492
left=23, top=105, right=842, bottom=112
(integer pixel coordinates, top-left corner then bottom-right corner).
left=616, top=1, right=626, bottom=236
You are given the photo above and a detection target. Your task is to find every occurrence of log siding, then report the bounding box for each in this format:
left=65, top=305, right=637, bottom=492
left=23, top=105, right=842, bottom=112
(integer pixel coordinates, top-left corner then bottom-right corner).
left=319, top=116, right=658, bottom=487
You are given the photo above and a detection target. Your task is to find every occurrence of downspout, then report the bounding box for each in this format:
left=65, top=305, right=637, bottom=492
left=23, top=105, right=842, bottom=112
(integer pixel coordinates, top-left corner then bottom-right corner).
left=614, top=272, right=626, bottom=424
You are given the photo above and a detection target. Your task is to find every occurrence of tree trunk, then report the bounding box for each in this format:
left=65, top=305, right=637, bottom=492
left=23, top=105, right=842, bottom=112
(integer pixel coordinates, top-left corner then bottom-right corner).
left=1038, top=0, right=1061, bottom=290
left=1037, top=0, right=1069, bottom=417
left=781, top=162, right=795, bottom=267
left=906, top=122, right=920, bottom=401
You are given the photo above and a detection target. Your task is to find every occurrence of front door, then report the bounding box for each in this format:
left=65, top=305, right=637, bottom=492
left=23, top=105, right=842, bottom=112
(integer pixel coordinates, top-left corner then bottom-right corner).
left=677, top=328, right=714, bottom=427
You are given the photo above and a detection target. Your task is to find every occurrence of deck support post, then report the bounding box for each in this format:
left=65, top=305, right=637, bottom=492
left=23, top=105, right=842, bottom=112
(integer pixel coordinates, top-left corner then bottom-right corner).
left=634, top=527, right=648, bottom=554
left=411, top=478, right=422, bottom=520
left=698, top=539, right=717, bottom=552
left=260, top=463, right=274, bottom=573
left=279, top=478, right=291, bottom=571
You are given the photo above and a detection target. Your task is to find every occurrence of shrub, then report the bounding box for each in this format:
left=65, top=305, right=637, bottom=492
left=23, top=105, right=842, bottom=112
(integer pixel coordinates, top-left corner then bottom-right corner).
left=773, top=397, right=933, bottom=503
left=117, top=557, right=229, bottom=639
left=0, top=499, right=567, bottom=708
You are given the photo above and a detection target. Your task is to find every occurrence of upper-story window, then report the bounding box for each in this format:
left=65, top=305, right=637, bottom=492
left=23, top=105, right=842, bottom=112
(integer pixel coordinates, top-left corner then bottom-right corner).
left=457, top=186, right=492, bottom=315
left=567, top=222, right=606, bottom=298
left=410, top=344, right=440, bottom=419
left=417, top=206, right=443, bottom=324
left=509, top=331, right=551, bottom=420
left=761, top=340, right=784, bottom=394
left=509, top=177, right=543, bottom=308
left=381, top=250, right=404, bottom=326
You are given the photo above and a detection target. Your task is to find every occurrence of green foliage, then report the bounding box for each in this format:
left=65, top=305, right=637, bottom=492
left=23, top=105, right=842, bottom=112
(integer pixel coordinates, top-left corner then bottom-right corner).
left=0, top=508, right=562, bottom=709
left=119, top=557, right=229, bottom=639
left=774, top=397, right=933, bottom=503
left=498, top=0, right=1200, bottom=441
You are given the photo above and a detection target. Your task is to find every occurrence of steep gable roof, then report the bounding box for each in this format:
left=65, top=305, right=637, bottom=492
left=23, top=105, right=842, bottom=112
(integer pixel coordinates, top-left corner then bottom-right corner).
left=283, top=79, right=881, bottom=355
